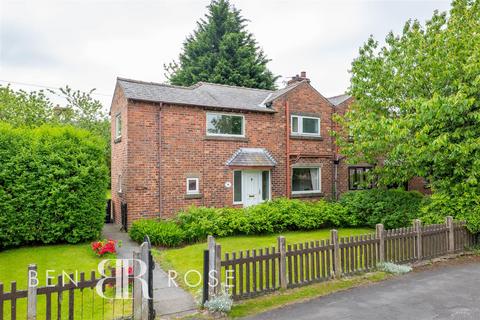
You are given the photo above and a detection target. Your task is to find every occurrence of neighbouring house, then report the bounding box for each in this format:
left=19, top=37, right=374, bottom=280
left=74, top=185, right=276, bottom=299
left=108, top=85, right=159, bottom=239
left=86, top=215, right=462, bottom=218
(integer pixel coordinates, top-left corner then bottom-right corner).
left=110, top=71, right=427, bottom=227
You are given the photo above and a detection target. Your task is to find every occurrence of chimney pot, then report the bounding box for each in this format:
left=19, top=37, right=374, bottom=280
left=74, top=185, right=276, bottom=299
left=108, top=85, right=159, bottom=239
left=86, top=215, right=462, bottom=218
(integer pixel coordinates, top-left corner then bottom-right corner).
left=300, top=71, right=306, bottom=78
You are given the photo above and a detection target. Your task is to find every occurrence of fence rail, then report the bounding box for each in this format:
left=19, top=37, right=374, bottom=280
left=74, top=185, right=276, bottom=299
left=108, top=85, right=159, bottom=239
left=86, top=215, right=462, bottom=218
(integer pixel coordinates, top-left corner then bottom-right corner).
left=206, top=217, right=477, bottom=301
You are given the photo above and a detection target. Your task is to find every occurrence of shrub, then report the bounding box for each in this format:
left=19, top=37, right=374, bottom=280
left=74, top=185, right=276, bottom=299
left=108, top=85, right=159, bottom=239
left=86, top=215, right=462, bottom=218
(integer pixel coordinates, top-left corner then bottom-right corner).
left=419, top=192, right=480, bottom=233
left=129, top=219, right=185, bottom=247
left=0, top=124, right=108, bottom=248
left=204, top=291, right=233, bottom=313
left=339, top=189, right=424, bottom=229
left=377, top=262, right=412, bottom=274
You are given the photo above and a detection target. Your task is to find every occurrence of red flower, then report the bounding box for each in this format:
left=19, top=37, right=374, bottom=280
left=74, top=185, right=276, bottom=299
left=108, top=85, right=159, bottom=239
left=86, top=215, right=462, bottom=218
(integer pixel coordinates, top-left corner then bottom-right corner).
left=91, top=239, right=118, bottom=256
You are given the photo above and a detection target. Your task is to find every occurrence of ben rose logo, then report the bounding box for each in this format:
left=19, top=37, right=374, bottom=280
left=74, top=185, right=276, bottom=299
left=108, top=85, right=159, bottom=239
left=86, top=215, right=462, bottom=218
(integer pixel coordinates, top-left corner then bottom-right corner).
left=28, top=259, right=150, bottom=299
left=28, top=259, right=232, bottom=298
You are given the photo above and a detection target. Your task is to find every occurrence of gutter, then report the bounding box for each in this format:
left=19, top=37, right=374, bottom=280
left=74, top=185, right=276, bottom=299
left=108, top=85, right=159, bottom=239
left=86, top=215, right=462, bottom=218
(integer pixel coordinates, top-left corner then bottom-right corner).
left=285, top=100, right=291, bottom=198
left=158, top=102, right=163, bottom=218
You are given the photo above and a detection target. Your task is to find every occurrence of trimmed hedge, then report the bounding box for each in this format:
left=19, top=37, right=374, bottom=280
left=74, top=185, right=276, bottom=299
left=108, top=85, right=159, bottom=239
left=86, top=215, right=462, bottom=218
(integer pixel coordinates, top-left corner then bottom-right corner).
left=338, top=189, right=425, bottom=229
left=0, top=123, right=108, bottom=248
left=129, top=219, right=185, bottom=247
left=130, top=189, right=428, bottom=247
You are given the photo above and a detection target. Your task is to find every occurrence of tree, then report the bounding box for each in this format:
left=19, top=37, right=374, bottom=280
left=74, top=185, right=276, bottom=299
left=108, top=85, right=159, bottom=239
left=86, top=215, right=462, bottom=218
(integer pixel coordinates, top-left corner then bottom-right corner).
left=337, top=0, right=480, bottom=230
left=164, top=0, right=278, bottom=89
left=0, top=85, right=111, bottom=178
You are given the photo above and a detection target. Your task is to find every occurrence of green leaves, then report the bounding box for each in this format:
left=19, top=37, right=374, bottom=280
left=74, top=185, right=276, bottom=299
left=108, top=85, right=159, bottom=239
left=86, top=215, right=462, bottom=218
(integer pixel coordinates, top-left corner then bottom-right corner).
left=164, top=0, right=278, bottom=89
left=337, top=0, right=480, bottom=228
left=0, top=124, right=108, bottom=248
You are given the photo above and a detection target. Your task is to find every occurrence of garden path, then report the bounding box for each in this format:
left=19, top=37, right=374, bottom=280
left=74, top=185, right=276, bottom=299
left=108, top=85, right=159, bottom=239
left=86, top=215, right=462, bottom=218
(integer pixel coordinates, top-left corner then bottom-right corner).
left=102, top=224, right=197, bottom=319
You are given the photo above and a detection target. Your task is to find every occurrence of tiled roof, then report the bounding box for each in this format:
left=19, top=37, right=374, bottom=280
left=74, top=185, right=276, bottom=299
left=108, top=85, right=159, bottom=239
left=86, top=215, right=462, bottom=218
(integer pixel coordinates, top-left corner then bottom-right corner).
left=226, top=148, right=277, bottom=167
left=328, top=94, right=351, bottom=106
left=117, top=78, right=276, bottom=113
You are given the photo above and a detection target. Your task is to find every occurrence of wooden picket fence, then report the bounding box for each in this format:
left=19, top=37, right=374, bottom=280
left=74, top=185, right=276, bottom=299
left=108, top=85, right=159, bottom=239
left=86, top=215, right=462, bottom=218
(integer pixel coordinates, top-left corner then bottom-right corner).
left=206, top=217, right=477, bottom=301
left=0, top=239, right=155, bottom=320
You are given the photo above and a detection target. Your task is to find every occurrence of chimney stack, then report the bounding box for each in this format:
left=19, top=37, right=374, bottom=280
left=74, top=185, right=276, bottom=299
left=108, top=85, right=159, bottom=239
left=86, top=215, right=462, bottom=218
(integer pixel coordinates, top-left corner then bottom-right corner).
left=287, top=71, right=310, bottom=85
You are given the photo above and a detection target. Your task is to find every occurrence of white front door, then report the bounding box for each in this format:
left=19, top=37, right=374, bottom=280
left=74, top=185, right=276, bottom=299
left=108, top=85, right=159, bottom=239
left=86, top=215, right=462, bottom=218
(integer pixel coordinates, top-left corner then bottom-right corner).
left=243, top=171, right=262, bottom=207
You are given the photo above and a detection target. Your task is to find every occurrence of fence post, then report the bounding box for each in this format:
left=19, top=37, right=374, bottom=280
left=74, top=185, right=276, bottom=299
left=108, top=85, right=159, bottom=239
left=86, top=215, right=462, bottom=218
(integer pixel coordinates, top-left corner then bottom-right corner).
left=140, top=242, right=150, bottom=320
left=27, top=264, right=37, bottom=320
left=376, top=224, right=385, bottom=263
left=202, top=250, right=209, bottom=304
left=446, top=216, right=454, bottom=253
left=414, top=219, right=422, bottom=261
left=331, top=229, right=341, bottom=278
left=207, top=235, right=216, bottom=298
left=214, top=244, right=222, bottom=295
left=277, top=236, right=287, bottom=289
left=133, top=250, right=142, bottom=320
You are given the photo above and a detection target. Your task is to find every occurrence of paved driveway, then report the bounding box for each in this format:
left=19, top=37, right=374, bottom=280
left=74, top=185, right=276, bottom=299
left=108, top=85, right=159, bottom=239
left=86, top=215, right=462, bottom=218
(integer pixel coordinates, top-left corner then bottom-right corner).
left=246, top=261, right=480, bottom=320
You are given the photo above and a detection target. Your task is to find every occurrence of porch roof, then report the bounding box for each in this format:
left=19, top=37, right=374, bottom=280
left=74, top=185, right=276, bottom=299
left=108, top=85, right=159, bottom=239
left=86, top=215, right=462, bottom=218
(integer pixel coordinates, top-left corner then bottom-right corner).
left=226, top=148, right=277, bottom=167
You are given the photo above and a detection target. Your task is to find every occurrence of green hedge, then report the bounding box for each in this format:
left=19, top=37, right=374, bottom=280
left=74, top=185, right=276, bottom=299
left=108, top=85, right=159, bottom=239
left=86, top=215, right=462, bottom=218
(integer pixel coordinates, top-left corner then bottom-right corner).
left=130, top=189, right=430, bottom=247
left=0, top=123, right=108, bottom=248
left=338, top=189, right=425, bottom=229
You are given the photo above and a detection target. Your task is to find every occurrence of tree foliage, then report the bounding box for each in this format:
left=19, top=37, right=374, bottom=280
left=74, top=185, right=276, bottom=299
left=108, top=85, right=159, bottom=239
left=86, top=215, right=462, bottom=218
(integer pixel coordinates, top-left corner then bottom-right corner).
left=337, top=0, right=480, bottom=231
left=0, top=85, right=111, bottom=174
left=164, top=0, right=278, bottom=89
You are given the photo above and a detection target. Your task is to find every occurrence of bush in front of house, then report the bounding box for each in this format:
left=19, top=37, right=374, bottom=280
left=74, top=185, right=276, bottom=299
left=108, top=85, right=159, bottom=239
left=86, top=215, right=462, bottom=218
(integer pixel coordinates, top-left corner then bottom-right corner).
left=129, top=219, right=185, bottom=247
left=0, top=123, right=108, bottom=248
left=339, top=189, right=425, bottom=229
left=130, top=198, right=350, bottom=246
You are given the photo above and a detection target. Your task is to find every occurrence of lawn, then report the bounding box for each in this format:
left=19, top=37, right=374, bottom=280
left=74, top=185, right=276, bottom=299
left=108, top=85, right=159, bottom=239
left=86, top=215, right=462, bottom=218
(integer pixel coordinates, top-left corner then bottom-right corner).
left=154, top=228, right=373, bottom=295
left=0, top=243, right=131, bottom=319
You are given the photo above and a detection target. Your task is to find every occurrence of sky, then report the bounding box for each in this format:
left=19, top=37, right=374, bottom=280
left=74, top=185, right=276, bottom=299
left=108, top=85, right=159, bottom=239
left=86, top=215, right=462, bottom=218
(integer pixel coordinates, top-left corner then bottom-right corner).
left=0, top=0, right=451, bottom=108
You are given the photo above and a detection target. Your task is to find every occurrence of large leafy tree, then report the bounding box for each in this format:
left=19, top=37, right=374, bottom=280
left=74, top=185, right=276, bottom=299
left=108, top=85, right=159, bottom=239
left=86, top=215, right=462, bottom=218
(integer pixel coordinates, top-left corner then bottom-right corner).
left=165, top=0, right=278, bottom=89
left=0, top=85, right=111, bottom=174
left=337, top=0, right=480, bottom=230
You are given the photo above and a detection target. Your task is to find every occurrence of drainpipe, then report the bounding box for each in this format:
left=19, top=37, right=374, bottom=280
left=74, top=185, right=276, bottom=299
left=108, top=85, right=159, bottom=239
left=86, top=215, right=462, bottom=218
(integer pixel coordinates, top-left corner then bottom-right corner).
left=285, top=100, right=291, bottom=198
left=333, top=158, right=339, bottom=200
left=158, top=102, right=163, bottom=218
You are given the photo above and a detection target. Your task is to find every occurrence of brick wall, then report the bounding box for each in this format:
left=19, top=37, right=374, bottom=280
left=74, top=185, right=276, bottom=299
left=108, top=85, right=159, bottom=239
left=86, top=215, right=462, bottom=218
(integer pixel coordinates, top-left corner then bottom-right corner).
left=111, top=82, right=358, bottom=223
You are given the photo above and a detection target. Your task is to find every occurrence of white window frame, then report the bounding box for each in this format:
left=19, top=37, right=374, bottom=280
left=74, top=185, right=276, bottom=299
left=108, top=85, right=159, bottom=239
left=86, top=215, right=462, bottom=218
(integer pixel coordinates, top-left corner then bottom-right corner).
left=291, top=166, right=322, bottom=195
left=206, top=112, right=245, bottom=137
left=233, top=170, right=243, bottom=204
left=115, top=113, right=122, bottom=139
left=186, top=177, right=200, bottom=195
left=291, top=115, right=320, bottom=136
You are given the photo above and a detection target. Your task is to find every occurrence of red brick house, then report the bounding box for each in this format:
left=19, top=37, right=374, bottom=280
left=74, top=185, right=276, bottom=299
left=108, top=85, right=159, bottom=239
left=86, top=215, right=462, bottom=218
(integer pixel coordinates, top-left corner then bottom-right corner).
left=110, top=72, right=425, bottom=227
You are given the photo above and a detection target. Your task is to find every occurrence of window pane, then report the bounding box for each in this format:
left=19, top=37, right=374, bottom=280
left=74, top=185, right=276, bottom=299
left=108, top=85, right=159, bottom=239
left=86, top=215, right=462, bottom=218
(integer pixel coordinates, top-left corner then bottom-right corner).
left=234, top=171, right=242, bottom=202
left=292, top=168, right=319, bottom=192
left=115, top=114, right=122, bottom=137
left=188, top=179, right=197, bottom=192
left=291, top=116, right=299, bottom=133
left=302, top=118, right=319, bottom=134
left=262, top=171, right=270, bottom=200
left=349, top=168, right=356, bottom=190
left=207, top=114, right=243, bottom=135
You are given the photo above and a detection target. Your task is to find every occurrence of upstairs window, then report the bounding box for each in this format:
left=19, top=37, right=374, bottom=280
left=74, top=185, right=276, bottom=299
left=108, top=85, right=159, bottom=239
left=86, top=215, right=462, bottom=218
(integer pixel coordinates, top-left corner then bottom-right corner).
left=291, top=115, right=320, bottom=136
left=207, top=113, right=244, bottom=137
left=115, top=113, right=122, bottom=139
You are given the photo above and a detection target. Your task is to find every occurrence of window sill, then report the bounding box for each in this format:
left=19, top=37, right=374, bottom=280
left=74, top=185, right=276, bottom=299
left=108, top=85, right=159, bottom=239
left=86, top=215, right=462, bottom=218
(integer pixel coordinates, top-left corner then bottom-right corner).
left=290, top=135, right=323, bottom=141
left=204, top=136, right=249, bottom=142
left=114, top=137, right=122, bottom=144
left=185, top=193, right=203, bottom=199
left=291, top=192, right=324, bottom=198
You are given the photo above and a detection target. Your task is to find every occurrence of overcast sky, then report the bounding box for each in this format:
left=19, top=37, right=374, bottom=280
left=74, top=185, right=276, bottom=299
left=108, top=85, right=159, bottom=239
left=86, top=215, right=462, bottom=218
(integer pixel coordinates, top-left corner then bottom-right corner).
left=1, top=0, right=450, bottom=108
